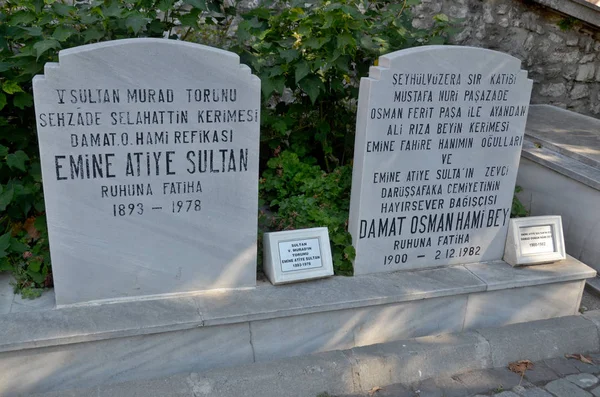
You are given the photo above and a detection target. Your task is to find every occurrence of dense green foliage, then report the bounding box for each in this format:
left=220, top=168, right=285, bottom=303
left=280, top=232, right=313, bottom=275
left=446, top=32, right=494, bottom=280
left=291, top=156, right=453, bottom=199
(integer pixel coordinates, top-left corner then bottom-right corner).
left=1, top=0, right=453, bottom=293
left=0, top=0, right=237, bottom=295
left=234, top=0, right=453, bottom=273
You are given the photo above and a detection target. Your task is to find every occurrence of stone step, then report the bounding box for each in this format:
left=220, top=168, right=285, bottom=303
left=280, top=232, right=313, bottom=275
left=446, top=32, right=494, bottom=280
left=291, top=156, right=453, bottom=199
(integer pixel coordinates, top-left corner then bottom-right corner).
left=0, top=257, right=594, bottom=396
left=27, top=309, right=600, bottom=397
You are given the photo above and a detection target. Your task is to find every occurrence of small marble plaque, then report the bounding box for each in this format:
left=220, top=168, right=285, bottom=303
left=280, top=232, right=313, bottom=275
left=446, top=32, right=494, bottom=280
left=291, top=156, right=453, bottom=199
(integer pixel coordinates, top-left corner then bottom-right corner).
left=33, top=39, right=260, bottom=306
left=504, top=216, right=566, bottom=266
left=349, top=46, right=533, bottom=275
left=263, top=228, right=333, bottom=285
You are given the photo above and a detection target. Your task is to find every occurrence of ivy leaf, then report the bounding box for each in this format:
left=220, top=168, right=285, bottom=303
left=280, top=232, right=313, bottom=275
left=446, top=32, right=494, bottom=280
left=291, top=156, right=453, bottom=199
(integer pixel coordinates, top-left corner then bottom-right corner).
left=434, top=13, right=449, bottom=23
left=428, top=36, right=446, bottom=45
left=179, top=9, right=200, bottom=28
left=125, top=14, right=148, bottom=34
left=183, top=0, right=207, bottom=10
left=84, top=28, right=104, bottom=43
left=13, top=92, right=33, bottom=110
left=28, top=267, right=45, bottom=283
left=52, top=2, right=76, bottom=17
left=298, top=75, right=324, bottom=104
left=295, top=60, right=311, bottom=84
left=261, top=75, right=285, bottom=98
left=336, top=32, right=355, bottom=49
left=21, top=26, right=43, bottom=36
left=33, top=39, right=61, bottom=60
left=9, top=239, right=28, bottom=254
left=157, top=0, right=175, bottom=12
left=0, top=258, right=10, bottom=270
left=28, top=260, right=42, bottom=273
left=0, top=145, right=8, bottom=157
left=2, top=81, right=23, bottom=95
left=102, top=2, right=123, bottom=18
left=279, top=49, right=299, bottom=63
left=8, top=11, right=36, bottom=25
left=6, top=151, right=29, bottom=171
left=0, top=92, right=6, bottom=111
left=52, top=25, right=76, bottom=42
left=0, top=62, right=11, bottom=73
left=0, top=185, right=14, bottom=211
left=0, top=233, right=11, bottom=255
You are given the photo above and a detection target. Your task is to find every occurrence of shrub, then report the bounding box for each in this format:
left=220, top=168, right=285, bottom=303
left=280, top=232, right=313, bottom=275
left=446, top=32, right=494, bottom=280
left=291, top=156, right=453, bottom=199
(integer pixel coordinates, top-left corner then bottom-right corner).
left=1, top=0, right=452, bottom=290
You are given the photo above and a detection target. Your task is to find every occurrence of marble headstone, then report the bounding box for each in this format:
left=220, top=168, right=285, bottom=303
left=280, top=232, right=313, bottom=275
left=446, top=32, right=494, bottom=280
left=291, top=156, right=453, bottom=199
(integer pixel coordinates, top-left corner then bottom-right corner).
left=33, top=39, right=260, bottom=306
left=349, top=46, right=532, bottom=275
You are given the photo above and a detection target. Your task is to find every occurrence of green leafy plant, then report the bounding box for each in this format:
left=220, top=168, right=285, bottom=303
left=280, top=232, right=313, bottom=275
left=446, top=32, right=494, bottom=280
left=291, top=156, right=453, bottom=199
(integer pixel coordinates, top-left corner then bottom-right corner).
left=260, top=151, right=354, bottom=275
left=235, top=0, right=454, bottom=275
left=2, top=0, right=455, bottom=288
left=0, top=0, right=235, bottom=293
left=511, top=186, right=529, bottom=218
left=558, top=17, right=577, bottom=31
left=233, top=0, right=453, bottom=170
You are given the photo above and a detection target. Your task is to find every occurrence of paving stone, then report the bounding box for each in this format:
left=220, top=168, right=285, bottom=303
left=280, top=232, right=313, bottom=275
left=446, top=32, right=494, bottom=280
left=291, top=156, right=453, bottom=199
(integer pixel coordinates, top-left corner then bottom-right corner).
left=543, top=357, right=581, bottom=376
left=565, top=373, right=599, bottom=388
left=413, top=377, right=466, bottom=397
left=524, top=362, right=560, bottom=385
left=569, top=359, right=600, bottom=374
left=456, top=368, right=525, bottom=395
left=494, top=392, right=520, bottom=397
left=545, top=379, right=592, bottom=397
left=370, top=383, right=414, bottom=397
left=591, top=385, right=600, bottom=397
left=514, top=386, right=553, bottom=397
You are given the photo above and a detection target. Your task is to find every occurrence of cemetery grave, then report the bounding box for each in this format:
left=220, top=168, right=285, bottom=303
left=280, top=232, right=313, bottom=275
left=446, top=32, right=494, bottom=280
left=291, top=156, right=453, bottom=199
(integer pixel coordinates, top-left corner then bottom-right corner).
left=0, top=40, right=596, bottom=396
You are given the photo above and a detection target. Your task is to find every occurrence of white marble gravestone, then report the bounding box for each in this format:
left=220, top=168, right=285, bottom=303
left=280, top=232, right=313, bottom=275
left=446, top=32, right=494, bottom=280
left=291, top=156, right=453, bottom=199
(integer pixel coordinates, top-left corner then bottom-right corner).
left=33, top=39, right=260, bottom=306
left=349, top=46, right=532, bottom=275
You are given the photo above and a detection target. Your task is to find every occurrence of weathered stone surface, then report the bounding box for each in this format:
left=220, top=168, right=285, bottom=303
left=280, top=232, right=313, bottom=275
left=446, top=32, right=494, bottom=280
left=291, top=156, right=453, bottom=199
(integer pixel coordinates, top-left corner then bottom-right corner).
left=349, top=46, right=531, bottom=275
left=543, top=357, right=581, bottom=376
left=33, top=39, right=261, bottom=306
left=523, top=362, right=560, bottom=384
left=565, top=373, right=599, bottom=388
left=455, top=368, right=524, bottom=395
left=515, top=386, right=554, bottom=397
left=545, top=378, right=592, bottom=397
left=576, top=63, right=596, bottom=81
left=540, top=83, right=567, bottom=97
left=410, top=0, right=600, bottom=117
left=571, top=84, right=590, bottom=99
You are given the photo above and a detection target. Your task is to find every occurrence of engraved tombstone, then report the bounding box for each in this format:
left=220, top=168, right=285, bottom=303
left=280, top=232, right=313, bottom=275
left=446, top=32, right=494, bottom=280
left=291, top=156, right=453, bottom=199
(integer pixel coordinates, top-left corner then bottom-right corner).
left=349, top=46, right=532, bottom=274
left=33, top=39, right=260, bottom=306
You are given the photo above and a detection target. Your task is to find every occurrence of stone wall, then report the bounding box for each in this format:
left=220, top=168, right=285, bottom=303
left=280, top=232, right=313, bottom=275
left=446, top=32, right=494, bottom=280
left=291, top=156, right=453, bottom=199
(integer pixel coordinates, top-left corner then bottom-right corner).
left=413, top=0, right=600, bottom=117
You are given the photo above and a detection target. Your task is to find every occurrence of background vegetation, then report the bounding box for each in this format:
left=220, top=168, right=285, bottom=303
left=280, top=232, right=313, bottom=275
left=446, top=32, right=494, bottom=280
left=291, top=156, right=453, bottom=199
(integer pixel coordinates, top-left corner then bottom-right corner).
left=0, top=0, right=454, bottom=295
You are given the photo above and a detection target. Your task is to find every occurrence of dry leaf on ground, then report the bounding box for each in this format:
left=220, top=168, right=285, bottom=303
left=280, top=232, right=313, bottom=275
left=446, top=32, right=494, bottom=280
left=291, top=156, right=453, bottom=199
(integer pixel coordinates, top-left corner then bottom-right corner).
left=565, top=353, right=594, bottom=364
left=368, top=386, right=384, bottom=396
left=508, top=360, right=534, bottom=375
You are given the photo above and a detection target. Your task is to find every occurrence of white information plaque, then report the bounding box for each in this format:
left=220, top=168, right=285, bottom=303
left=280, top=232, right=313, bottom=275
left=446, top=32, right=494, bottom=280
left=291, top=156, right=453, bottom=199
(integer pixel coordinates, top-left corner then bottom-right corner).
left=503, top=216, right=566, bottom=267
left=278, top=238, right=323, bottom=273
left=263, top=227, right=333, bottom=285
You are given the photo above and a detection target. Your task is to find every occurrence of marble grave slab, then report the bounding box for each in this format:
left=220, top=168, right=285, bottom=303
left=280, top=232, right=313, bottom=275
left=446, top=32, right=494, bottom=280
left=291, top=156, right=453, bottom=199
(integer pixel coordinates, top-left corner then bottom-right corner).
left=33, top=39, right=261, bottom=306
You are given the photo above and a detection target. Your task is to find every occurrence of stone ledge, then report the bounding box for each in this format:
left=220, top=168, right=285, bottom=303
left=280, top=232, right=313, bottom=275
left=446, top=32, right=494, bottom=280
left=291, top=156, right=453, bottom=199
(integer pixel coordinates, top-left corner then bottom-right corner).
left=0, top=257, right=594, bottom=354
left=522, top=105, right=600, bottom=192
left=28, top=310, right=600, bottom=397
left=532, top=0, right=600, bottom=28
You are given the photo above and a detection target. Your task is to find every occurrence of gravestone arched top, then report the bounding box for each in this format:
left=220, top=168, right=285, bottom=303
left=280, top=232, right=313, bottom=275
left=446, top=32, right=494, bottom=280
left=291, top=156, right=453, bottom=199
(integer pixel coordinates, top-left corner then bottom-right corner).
left=35, top=38, right=259, bottom=87
left=368, top=45, right=530, bottom=84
